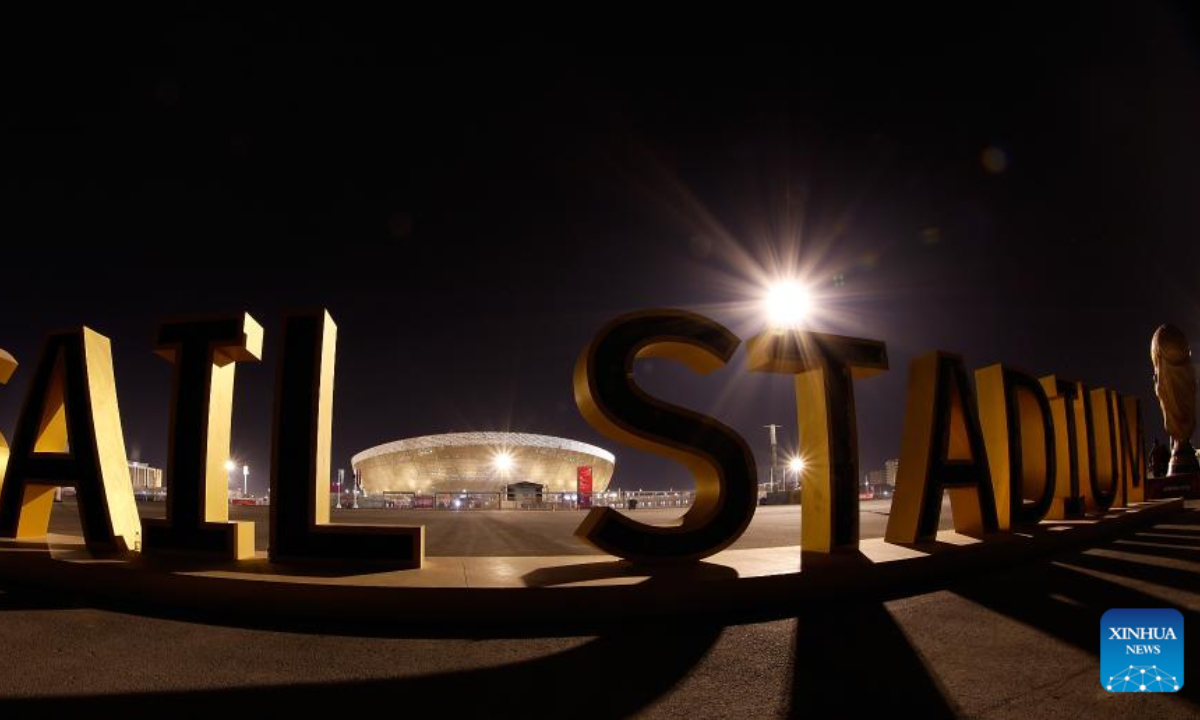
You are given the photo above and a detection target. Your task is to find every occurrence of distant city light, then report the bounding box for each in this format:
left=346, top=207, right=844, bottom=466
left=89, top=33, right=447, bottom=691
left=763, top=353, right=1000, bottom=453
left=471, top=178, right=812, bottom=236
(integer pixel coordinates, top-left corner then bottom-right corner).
left=224, top=459, right=237, bottom=472
left=763, top=280, right=813, bottom=329
left=788, top=456, right=806, bottom=474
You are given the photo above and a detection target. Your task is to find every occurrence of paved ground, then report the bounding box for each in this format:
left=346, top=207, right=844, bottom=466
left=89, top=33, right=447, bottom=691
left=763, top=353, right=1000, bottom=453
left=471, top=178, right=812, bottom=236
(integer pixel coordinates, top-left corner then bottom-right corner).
left=3, top=501, right=1195, bottom=718
left=45, top=498, right=936, bottom=555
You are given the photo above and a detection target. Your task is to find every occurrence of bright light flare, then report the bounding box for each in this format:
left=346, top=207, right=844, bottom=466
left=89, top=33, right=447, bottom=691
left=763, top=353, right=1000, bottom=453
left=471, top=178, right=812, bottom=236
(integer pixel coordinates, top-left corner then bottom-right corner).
left=787, top=456, right=806, bottom=474
left=763, top=280, right=813, bottom=329
left=224, top=460, right=237, bottom=472
left=492, top=450, right=514, bottom=473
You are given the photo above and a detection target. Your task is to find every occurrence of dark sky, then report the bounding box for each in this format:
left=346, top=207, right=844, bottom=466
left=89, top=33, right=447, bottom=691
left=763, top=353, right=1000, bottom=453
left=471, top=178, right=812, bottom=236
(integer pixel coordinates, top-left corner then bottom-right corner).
left=4, top=5, right=1200, bottom=494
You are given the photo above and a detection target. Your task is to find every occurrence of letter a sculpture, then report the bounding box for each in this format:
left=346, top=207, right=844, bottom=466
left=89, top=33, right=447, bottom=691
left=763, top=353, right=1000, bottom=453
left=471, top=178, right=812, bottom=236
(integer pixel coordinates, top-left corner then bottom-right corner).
left=1151, top=324, right=1199, bottom=476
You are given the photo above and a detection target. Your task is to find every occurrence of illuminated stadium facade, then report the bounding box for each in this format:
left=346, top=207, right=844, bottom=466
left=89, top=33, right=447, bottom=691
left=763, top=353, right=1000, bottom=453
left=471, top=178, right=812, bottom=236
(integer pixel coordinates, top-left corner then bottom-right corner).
left=351, top=432, right=616, bottom=495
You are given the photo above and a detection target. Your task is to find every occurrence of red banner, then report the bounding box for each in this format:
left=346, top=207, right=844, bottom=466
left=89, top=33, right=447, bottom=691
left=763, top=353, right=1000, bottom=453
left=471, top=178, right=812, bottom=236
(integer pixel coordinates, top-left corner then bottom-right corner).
left=577, top=466, right=593, bottom=509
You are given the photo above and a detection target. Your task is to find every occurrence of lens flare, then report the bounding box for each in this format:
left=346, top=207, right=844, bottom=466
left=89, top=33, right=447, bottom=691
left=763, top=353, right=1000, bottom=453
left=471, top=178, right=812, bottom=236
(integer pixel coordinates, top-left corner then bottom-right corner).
left=764, top=281, right=813, bottom=329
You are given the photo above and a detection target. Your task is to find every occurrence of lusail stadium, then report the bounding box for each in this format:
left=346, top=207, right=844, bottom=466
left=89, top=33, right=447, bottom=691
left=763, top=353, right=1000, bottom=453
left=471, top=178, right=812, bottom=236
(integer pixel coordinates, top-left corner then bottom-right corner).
left=351, top=431, right=615, bottom=495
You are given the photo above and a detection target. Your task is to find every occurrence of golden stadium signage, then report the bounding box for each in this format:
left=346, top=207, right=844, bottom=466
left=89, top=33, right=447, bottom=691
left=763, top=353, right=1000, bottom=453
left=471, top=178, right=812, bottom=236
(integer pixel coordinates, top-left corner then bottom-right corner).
left=0, top=309, right=1145, bottom=568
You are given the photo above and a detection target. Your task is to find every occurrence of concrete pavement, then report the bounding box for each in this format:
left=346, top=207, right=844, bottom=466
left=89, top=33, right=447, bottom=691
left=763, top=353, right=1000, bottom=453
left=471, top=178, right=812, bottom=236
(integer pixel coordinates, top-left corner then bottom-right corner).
left=1, top=500, right=1195, bottom=718
left=45, top=498, right=938, bottom=555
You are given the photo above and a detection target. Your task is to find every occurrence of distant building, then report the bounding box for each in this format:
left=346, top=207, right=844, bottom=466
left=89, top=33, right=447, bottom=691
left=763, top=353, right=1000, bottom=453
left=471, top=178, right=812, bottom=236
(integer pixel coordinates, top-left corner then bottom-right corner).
left=353, top=432, right=614, bottom=495
left=866, top=469, right=885, bottom=487
left=884, top=458, right=899, bottom=487
left=128, top=462, right=163, bottom=490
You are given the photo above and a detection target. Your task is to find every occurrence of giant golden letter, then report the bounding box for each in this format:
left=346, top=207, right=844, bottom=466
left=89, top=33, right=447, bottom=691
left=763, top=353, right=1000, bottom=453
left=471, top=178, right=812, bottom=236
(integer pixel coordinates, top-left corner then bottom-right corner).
left=1084, top=387, right=1119, bottom=511
left=0, top=329, right=141, bottom=553
left=269, top=311, right=424, bottom=567
left=0, top=348, right=16, bottom=481
left=573, top=310, right=757, bottom=562
left=976, top=365, right=1057, bottom=528
left=1067, top=382, right=1101, bottom=512
left=886, top=352, right=999, bottom=544
left=142, top=314, right=261, bottom=560
left=1039, top=376, right=1086, bottom=519
left=746, top=329, right=887, bottom=552
left=1115, top=393, right=1145, bottom=506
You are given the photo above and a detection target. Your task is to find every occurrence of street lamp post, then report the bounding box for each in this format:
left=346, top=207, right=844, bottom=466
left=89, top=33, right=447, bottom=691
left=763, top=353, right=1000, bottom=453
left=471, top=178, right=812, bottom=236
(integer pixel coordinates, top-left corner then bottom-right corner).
left=242, top=465, right=249, bottom=497
left=764, top=424, right=782, bottom=492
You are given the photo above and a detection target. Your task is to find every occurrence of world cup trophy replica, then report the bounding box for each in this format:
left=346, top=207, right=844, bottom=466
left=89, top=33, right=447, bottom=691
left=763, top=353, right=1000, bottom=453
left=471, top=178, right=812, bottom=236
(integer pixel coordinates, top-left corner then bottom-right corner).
left=1151, top=324, right=1199, bottom=476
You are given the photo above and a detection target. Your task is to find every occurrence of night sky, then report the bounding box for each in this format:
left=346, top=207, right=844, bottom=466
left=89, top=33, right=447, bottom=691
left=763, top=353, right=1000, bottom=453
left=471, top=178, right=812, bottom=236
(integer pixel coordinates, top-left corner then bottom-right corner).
left=5, top=5, right=1200, bottom=494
